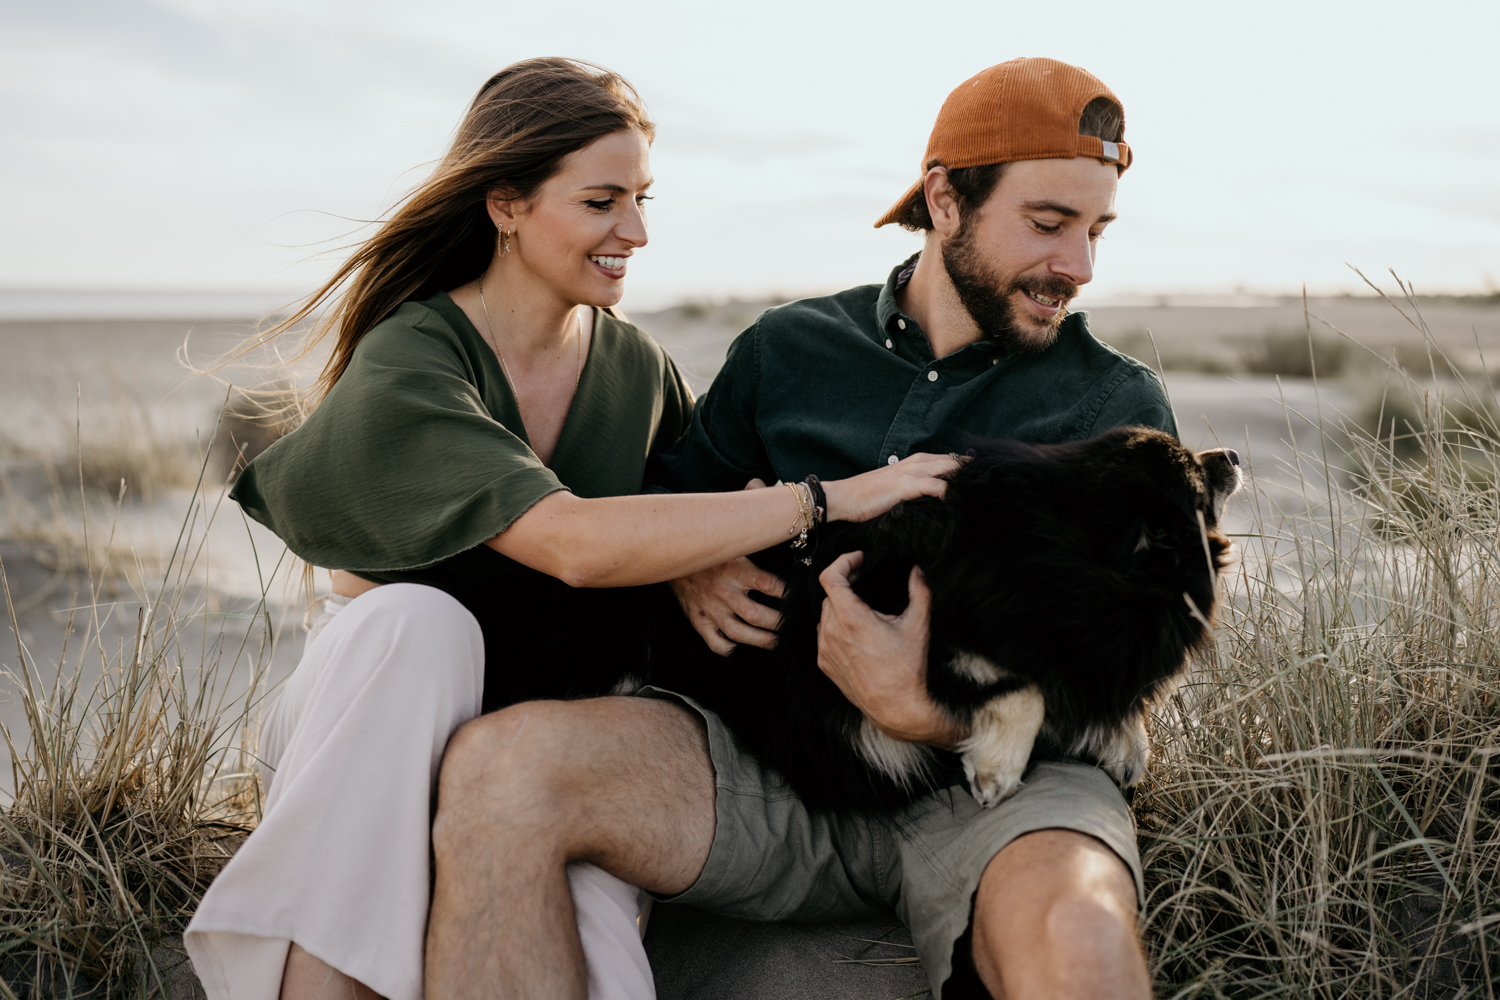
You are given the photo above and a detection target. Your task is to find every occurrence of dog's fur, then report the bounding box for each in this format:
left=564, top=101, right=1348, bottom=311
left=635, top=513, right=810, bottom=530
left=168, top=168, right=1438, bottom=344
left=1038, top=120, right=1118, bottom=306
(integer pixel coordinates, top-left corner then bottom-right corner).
left=652, top=426, right=1243, bottom=812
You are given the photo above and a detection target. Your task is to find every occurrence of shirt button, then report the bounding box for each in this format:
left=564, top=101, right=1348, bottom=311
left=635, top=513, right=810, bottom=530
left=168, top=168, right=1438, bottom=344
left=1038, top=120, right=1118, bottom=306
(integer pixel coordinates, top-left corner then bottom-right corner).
left=885, top=338, right=893, bottom=349
left=927, top=370, right=939, bottom=382
left=992, top=358, right=998, bottom=365
left=888, top=455, right=899, bottom=465
left=897, top=318, right=907, bottom=330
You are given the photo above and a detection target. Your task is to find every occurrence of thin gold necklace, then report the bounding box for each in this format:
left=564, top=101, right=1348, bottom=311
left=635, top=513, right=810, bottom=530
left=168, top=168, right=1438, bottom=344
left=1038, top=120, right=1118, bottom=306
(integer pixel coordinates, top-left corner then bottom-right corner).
left=477, top=281, right=584, bottom=392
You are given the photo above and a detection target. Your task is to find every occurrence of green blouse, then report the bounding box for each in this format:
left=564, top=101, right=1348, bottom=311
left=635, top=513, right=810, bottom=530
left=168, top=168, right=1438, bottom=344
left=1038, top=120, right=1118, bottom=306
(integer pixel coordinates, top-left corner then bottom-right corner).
left=231, top=291, right=693, bottom=591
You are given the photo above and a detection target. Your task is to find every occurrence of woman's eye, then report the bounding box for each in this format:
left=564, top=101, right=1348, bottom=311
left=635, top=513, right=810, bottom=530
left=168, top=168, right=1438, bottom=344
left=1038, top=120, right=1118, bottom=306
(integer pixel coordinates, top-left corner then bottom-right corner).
left=585, top=198, right=614, bottom=212
left=1032, top=221, right=1061, bottom=234
left=636, top=194, right=654, bottom=205
left=1089, top=230, right=1106, bottom=242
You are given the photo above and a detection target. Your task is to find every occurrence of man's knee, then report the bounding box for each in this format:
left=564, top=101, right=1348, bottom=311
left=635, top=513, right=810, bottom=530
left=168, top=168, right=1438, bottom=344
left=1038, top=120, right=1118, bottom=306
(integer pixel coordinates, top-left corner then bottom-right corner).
left=970, top=829, right=1146, bottom=996
left=977, top=828, right=1138, bottom=920
left=433, top=698, right=712, bottom=863
left=436, top=701, right=583, bottom=839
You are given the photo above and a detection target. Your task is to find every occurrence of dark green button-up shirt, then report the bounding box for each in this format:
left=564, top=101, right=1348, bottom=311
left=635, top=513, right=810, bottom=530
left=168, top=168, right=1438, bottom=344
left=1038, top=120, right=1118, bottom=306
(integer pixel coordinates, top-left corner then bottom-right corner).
left=649, top=256, right=1176, bottom=492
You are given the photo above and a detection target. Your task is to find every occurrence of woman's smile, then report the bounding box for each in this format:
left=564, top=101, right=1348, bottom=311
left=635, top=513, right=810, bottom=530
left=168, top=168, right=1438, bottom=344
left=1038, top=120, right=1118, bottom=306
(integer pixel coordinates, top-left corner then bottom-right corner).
left=588, top=253, right=628, bottom=277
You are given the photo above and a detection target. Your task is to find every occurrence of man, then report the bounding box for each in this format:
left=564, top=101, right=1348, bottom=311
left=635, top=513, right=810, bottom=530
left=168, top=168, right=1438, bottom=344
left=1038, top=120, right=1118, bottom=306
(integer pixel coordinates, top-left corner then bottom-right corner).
left=429, top=57, right=1173, bottom=999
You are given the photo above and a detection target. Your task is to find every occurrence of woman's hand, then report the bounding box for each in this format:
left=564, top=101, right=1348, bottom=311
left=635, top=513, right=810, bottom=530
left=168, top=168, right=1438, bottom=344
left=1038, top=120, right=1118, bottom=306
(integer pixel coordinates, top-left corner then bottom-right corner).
left=816, top=551, right=966, bottom=748
left=670, top=556, right=785, bottom=655
left=670, top=478, right=785, bottom=656
left=821, top=453, right=959, bottom=524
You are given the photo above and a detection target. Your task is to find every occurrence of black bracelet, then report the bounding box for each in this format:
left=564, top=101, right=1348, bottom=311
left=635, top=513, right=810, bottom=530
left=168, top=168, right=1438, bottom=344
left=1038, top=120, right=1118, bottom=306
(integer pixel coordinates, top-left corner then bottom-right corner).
left=803, top=475, right=827, bottom=524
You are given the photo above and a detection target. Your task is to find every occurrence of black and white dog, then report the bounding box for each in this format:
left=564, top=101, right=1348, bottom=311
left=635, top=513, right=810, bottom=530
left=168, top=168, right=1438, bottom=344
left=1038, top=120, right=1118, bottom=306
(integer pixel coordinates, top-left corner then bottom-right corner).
left=654, top=426, right=1243, bottom=813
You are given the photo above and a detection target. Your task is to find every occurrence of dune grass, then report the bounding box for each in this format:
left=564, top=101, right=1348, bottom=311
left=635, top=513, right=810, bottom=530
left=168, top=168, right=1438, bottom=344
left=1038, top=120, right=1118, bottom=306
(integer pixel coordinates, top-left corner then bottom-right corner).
left=0, top=446, right=279, bottom=998
left=1138, top=295, right=1500, bottom=997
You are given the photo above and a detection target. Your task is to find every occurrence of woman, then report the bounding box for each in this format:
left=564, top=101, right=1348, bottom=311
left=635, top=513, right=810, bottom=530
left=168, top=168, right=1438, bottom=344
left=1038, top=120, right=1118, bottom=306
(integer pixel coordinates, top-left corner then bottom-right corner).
left=184, top=57, right=954, bottom=1000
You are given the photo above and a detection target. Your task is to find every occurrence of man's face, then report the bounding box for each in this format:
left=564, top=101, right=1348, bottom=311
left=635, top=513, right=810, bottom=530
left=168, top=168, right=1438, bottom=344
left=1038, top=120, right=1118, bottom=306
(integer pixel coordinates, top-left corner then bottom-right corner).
left=939, top=157, right=1118, bottom=354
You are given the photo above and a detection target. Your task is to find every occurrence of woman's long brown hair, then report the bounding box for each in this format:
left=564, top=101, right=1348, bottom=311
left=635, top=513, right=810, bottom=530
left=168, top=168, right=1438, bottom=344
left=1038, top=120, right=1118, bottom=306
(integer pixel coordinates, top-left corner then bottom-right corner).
left=248, top=57, right=654, bottom=405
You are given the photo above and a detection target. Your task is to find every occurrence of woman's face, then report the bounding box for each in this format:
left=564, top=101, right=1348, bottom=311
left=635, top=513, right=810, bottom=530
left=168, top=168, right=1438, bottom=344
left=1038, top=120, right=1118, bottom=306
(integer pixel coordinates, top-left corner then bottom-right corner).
left=497, top=129, right=652, bottom=309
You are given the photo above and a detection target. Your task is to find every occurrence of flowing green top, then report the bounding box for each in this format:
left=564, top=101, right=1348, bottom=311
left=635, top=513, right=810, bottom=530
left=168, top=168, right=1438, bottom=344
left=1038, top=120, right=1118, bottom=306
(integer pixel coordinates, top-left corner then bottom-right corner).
left=231, top=291, right=693, bottom=590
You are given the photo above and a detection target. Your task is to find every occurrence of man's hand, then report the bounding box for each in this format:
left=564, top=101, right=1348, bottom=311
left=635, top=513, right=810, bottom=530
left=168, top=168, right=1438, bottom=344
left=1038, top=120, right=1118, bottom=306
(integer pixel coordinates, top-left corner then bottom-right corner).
left=670, top=479, right=785, bottom=656
left=816, top=551, right=966, bottom=748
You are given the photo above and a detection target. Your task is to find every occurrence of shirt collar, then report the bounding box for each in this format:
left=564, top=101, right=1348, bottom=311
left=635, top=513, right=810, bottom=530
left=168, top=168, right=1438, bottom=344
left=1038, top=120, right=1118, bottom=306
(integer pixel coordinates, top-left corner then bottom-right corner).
left=875, top=253, right=921, bottom=335
left=876, top=253, right=1000, bottom=362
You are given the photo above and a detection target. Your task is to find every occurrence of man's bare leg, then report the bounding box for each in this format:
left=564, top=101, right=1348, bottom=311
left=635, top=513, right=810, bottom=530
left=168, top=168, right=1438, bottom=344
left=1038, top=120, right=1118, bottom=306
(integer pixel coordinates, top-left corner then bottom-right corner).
left=426, top=698, right=716, bottom=1000
left=970, top=830, right=1151, bottom=999
left=281, top=943, right=380, bottom=1000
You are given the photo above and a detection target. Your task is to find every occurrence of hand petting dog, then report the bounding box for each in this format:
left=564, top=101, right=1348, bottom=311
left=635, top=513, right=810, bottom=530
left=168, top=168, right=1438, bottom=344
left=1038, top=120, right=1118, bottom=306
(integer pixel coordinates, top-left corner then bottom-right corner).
left=817, top=553, right=966, bottom=750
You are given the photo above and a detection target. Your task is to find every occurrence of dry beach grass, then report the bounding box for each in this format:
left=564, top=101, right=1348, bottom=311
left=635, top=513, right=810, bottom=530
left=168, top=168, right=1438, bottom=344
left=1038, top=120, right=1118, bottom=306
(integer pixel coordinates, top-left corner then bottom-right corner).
left=0, top=290, right=1497, bottom=997
left=0, top=450, right=279, bottom=998
left=1138, top=293, right=1500, bottom=997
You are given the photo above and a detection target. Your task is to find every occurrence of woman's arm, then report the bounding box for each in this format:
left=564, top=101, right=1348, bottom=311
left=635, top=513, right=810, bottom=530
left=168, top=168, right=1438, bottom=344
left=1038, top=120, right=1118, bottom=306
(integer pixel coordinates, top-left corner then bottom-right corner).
left=488, top=453, right=958, bottom=588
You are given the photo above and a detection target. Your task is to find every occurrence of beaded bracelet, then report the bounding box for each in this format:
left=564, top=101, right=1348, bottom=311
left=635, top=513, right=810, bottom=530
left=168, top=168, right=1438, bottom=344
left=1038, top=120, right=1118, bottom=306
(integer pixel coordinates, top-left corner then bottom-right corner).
left=803, top=475, right=827, bottom=525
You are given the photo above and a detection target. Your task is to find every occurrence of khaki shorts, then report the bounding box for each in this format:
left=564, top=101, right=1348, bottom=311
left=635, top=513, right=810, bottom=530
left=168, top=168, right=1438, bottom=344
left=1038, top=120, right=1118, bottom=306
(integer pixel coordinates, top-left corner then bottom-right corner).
left=641, top=688, right=1143, bottom=999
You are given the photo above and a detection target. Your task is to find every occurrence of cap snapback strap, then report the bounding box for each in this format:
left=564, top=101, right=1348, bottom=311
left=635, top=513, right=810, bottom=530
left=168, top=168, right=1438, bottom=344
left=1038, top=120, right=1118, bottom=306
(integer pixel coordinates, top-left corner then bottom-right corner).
left=1075, top=135, right=1132, bottom=170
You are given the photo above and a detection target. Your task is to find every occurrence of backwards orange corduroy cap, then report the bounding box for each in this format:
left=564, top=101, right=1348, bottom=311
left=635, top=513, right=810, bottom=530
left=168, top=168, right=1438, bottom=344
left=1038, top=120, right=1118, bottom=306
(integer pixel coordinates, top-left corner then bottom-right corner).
left=874, top=57, right=1131, bottom=228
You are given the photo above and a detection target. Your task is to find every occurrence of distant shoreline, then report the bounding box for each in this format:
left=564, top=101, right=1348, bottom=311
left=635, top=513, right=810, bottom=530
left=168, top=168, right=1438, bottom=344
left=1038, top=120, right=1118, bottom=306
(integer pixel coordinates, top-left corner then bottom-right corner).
left=3, top=286, right=1496, bottom=323
left=0, top=288, right=306, bottom=321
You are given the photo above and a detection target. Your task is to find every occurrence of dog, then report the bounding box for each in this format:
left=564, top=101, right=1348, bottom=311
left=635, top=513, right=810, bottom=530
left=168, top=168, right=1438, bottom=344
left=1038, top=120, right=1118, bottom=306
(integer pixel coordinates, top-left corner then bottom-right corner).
left=653, top=426, right=1243, bottom=813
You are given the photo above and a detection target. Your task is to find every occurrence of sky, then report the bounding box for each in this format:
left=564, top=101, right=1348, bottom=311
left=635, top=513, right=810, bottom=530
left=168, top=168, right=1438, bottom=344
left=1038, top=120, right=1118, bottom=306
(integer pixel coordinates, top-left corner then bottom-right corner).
left=2, top=0, right=1498, bottom=310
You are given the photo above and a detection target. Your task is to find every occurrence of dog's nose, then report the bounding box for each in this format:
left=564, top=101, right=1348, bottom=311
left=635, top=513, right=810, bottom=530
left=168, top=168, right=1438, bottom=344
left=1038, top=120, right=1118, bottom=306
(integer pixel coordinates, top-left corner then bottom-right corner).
left=1225, top=449, right=1240, bottom=467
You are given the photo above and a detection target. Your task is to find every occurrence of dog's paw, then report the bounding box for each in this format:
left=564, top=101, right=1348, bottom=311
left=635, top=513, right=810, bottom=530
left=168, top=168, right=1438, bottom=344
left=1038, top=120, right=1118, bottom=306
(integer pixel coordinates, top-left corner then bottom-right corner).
left=1100, top=714, right=1150, bottom=788
left=964, top=753, right=1027, bottom=808
left=959, top=685, right=1045, bottom=809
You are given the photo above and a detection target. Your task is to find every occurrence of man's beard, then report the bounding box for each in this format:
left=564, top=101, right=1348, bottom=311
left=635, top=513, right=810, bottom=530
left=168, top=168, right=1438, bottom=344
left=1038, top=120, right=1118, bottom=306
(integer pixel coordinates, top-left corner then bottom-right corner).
left=940, top=218, right=1078, bottom=355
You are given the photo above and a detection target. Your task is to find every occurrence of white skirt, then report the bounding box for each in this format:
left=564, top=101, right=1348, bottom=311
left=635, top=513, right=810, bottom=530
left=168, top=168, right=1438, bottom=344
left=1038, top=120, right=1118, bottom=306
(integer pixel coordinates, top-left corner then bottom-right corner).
left=184, top=583, right=655, bottom=1000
